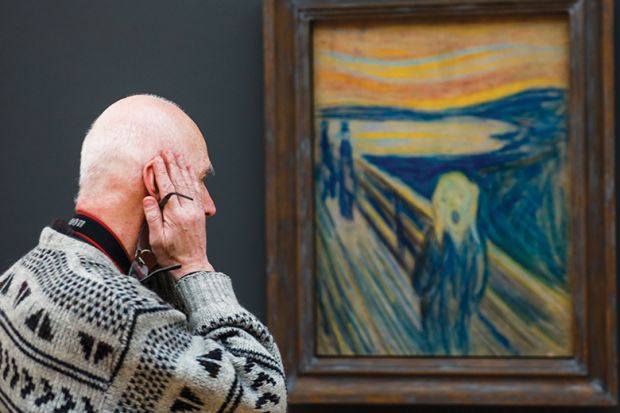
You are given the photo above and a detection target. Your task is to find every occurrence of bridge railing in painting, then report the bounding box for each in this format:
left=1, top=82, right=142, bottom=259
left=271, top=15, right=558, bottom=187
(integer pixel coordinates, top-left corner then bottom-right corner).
left=354, top=157, right=429, bottom=274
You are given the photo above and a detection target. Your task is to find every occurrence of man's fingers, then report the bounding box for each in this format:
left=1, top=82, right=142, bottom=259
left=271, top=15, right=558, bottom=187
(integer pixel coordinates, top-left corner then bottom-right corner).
left=162, top=150, right=188, bottom=205
left=176, top=153, right=196, bottom=199
left=153, top=156, right=175, bottom=193
left=143, top=196, right=164, bottom=247
left=153, top=155, right=180, bottom=208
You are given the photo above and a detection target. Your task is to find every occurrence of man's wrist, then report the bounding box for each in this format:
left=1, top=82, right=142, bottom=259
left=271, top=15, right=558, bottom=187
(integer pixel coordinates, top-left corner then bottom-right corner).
left=171, top=260, right=215, bottom=281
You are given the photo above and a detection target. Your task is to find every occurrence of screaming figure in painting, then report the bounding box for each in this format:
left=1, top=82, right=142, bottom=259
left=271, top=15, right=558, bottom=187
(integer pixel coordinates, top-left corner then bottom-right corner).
left=412, top=171, right=488, bottom=355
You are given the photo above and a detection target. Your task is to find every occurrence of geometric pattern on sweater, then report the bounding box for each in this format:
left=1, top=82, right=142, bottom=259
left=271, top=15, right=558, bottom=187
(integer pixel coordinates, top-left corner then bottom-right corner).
left=0, top=339, right=98, bottom=412
left=21, top=248, right=167, bottom=336
left=207, top=328, right=285, bottom=380
left=111, top=310, right=286, bottom=412
left=0, top=227, right=287, bottom=412
left=196, top=312, right=274, bottom=350
left=115, top=321, right=191, bottom=412
left=0, top=255, right=170, bottom=391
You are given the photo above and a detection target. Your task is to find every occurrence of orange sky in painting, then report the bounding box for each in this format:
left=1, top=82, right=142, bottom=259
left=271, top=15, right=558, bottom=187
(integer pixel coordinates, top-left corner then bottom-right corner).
left=313, top=17, right=569, bottom=111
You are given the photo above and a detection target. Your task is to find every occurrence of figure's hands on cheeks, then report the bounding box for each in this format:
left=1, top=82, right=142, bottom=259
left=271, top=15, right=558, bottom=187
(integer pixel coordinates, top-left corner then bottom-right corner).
left=142, top=149, right=214, bottom=280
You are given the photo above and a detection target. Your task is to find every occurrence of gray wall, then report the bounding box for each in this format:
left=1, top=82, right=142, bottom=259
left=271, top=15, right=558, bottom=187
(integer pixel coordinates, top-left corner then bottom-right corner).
left=0, top=1, right=617, bottom=412
left=0, top=0, right=267, bottom=317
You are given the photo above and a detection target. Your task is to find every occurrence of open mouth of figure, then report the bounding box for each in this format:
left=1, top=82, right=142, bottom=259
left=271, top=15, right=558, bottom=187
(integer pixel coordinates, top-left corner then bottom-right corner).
left=451, top=210, right=460, bottom=224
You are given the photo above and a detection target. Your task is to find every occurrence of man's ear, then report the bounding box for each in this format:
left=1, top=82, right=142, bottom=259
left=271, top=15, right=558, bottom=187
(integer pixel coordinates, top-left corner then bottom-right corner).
left=143, top=161, right=160, bottom=199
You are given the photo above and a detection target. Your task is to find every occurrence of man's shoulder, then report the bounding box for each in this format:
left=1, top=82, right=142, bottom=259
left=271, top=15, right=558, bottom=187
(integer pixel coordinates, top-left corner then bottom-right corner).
left=0, top=242, right=183, bottom=412
left=1, top=234, right=177, bottom=336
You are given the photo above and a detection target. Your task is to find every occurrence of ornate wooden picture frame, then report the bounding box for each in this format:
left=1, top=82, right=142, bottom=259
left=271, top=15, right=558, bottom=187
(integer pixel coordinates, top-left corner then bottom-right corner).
left=263, top=0, right=616, bottom=405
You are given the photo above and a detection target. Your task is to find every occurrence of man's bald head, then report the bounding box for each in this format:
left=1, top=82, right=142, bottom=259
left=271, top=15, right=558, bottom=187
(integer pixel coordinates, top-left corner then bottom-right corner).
left=76, top=94, right=211, bottom=205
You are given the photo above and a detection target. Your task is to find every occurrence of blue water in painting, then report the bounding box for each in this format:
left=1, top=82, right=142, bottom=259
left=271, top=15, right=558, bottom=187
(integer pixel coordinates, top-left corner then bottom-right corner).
left=320, top=88, right=568, bottom=288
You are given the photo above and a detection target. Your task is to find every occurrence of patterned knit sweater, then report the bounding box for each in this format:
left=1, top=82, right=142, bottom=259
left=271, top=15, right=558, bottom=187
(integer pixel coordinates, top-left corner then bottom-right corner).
left=0, top=226, right=287, bottom=412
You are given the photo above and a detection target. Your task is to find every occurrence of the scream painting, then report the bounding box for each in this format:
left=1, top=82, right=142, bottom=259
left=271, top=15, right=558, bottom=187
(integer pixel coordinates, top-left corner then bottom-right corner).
left=313, top=17, right=571, bottom=356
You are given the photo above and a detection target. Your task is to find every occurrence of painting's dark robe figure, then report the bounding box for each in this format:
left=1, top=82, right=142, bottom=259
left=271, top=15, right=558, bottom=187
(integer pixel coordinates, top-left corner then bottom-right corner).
left=412, top=172, right=488, bottom=355
left=319, top=120, right=337, bottom=201
left=338, top=121, right=356, bottom=220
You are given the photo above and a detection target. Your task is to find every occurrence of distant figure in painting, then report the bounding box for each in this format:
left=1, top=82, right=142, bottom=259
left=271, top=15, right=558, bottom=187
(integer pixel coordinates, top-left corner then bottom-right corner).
left=319, top=120, right=337, bottom=201
left=338, top=121, right=356, bottom=220
left=412, top=171, right=488, bottom=355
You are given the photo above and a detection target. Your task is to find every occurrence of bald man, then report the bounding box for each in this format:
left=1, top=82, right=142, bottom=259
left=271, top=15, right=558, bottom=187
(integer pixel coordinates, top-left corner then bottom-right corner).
left=0, top=95, right=286, bottom=412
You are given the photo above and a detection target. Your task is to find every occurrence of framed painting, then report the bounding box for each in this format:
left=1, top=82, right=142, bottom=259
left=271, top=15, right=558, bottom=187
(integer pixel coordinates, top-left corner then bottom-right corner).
left=264, top=0, right=616, bottom=405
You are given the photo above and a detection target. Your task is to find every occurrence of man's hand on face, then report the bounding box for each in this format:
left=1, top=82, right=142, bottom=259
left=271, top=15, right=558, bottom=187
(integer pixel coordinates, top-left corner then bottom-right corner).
left=143, top=149, right=214, bottom=280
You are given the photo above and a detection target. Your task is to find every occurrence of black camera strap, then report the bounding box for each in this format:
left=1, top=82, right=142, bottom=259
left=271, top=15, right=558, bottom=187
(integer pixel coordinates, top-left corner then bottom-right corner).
left=67, top=212, right=131, bottom=274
